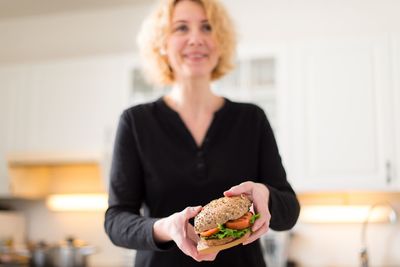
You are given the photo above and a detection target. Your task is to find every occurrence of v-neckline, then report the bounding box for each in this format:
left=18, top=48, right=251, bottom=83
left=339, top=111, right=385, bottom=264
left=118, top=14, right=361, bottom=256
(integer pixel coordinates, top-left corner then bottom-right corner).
left=158, top=96, right=229, bottom=150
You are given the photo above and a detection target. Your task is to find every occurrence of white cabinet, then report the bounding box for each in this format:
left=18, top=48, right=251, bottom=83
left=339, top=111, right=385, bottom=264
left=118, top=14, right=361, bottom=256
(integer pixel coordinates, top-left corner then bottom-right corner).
left=392, top=34, right=400, bottom=189
left=287, top=36, right=397, bottom=191
left=25, top=56, right=129, bottom=153
left=0, top=65, right=30, bottom=196
left=213, top=45, right=290, bottom=151
left=0, top=54, right=133, bottom=197
left=214, top=53, right=279, bottom=129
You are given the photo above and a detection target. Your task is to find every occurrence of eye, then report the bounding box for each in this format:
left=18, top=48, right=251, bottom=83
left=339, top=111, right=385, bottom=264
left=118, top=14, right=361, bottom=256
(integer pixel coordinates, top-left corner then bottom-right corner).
left=202, top=23, right=212, bottom=33
left=174, top=24, right=189, bottom=33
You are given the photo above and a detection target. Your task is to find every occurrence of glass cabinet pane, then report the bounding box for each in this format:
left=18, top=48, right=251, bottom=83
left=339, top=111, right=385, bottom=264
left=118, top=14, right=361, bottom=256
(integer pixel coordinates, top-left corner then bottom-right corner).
left=249, top=58, right=275, bottom=89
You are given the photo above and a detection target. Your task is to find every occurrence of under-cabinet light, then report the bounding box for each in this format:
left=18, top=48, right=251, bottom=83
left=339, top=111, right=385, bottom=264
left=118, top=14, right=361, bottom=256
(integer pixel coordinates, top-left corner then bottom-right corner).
left=300, top=205, right=396, bottom=223
left=46, top=194, right=108, bottom=211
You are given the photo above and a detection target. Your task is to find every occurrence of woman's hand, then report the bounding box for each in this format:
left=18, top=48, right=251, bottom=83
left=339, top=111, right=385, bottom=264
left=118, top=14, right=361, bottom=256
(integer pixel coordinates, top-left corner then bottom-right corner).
left=224, top=181, right=271, bottom=245
left=153, top=206, right=218, bottom=262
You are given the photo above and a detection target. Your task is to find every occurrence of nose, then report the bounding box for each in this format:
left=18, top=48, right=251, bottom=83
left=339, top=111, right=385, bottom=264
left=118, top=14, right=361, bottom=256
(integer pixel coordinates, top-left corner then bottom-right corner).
left=188, top=29, right=204, bottom=46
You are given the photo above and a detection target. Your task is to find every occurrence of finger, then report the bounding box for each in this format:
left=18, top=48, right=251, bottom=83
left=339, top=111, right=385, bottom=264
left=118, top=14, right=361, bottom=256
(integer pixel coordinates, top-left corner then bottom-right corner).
left=191, top=250, right=218, bottom=262
left=183, top=206, right=202, bottom=220
left=178, top=236, right=199, bottom=258
left=250, top=201, right=270, bottom=231
left=243, top=223, right=269, bottom=245
left=223, top=181, right=254, bottom=197
left=251, top=184, right=269, bottom=209
left=180, top=225, right=218, bottom=262
left=196, top=252, right=218, bottom=261
left=187, top=224, right=200, bottom=242
left=252, top=213, right=268, bottom=232
left=251, top=186, right=270, bottom=231
left=188, top=248, right=217, bottom=262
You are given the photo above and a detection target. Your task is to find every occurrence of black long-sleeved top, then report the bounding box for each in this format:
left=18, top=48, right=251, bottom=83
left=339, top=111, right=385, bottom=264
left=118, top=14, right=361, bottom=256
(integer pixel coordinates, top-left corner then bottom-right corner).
left=104, top=97, right=300, bottom=267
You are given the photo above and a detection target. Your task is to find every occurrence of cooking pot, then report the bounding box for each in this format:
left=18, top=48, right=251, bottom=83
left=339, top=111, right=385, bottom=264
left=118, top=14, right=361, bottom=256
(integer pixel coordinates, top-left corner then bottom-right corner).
left=49, top=237, right=95, bottom=267
left=47, top=238, right=95, bottom=267
left=30, top=241, right=52, bottom=267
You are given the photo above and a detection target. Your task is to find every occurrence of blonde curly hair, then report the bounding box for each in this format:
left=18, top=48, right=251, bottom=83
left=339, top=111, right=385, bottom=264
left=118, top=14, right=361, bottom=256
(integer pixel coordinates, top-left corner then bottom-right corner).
left=137, top=0, right=237, bottom=86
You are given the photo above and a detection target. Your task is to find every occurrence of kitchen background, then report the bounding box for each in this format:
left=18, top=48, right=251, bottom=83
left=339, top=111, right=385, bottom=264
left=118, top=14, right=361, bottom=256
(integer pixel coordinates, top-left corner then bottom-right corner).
left=1, top=0, right=400, bottom=266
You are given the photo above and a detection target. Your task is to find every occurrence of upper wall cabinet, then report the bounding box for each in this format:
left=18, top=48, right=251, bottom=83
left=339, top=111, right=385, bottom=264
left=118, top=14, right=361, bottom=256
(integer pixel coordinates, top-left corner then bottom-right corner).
left=214, top=45, right=291, bottom=152
left=0, top=65, right=30, bottom=196
left=287, top=35, right=398, bottom=191
left=214, top=55, right=278, bottom=129
left=0, top=55, right=133, bottom=197
left=25, top=56, right=131, bottom=153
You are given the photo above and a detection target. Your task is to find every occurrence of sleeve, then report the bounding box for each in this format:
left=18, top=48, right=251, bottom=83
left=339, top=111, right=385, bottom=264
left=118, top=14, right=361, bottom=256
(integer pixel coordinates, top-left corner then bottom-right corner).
left=256, top=108, right=300, bottom=231
left=104, top=110, right=175, bottom=251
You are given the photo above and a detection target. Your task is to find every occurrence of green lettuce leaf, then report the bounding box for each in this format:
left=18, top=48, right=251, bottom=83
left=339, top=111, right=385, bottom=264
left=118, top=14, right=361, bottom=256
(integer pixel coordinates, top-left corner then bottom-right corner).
left=250, top=213, right=261, bottom=224
left=205, top=213, right=261, bottom=240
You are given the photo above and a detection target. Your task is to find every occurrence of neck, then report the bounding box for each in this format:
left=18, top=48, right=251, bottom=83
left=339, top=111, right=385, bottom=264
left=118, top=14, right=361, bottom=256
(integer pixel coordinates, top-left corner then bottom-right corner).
left=166, top=78, right=221, bottom=115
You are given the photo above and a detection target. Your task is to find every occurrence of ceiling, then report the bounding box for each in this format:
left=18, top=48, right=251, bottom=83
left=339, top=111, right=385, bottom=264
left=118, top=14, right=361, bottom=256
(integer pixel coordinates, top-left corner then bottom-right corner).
left=0, top=0, right=149, bottom=20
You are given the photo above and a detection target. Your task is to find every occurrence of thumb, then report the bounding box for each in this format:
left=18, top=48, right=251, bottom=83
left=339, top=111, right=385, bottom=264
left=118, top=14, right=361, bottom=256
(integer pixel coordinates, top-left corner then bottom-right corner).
left=223, top=185, right=242, bottom=197
left=223, top=189, right=236, bottom=197
left=224, top=182, right=254, bottom=197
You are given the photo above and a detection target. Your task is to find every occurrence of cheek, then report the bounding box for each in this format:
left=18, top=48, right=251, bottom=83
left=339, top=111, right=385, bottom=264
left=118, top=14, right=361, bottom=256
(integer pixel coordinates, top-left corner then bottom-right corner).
left=208, top=40, right=220, bottom=59
left=167, top=37, right=184, bottom=52
left=166, top=40, right=184, bottom=62
left=210, top=47, right=221, bottom=64
left=165, top=49, right=177, bottom=70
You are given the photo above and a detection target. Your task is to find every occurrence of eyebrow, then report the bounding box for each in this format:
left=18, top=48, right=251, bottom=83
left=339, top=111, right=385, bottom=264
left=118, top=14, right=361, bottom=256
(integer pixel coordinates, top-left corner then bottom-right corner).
left=172, top=19, right=209, bottom=24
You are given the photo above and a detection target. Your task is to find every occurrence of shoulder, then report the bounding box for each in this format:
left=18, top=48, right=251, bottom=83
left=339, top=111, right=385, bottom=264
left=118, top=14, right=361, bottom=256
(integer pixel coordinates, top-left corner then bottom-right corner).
left=227, top=99, right=266, bottom=120
left=120, top=99, right=160, bottom=123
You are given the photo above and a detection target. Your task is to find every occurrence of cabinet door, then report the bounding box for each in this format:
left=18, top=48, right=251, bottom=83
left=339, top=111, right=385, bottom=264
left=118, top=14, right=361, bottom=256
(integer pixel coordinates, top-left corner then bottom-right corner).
left=392, top=34, right=400, bottom=189
left=0, top=66, right=29, bottom=196
left=288, top=36, right=393, bottom=191
left=25, top=56, right=129, bottom=153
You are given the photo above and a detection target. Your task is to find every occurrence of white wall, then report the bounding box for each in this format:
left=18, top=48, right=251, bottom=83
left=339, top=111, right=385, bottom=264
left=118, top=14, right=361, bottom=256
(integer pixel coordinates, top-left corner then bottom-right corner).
left=0, top=3, right=151, bottom=64
left=5, top=199, right=134, bottom=267
left=1, top=0, right=400, bottom=64
left=226, top=0, right=400, bottom=42
left=290, top=222, right=400, bottom=267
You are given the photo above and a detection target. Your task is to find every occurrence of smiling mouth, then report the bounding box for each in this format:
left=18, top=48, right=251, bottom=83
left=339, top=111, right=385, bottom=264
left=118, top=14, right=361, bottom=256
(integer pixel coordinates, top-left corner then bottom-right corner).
left=184, top=53, right=208, bottom=60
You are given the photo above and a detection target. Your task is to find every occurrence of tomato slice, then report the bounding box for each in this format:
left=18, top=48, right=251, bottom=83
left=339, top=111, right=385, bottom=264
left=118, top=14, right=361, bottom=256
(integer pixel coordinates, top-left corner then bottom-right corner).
left=225, top=212, right=253, bottom=230
left=200, top=227, right=220, bottom=237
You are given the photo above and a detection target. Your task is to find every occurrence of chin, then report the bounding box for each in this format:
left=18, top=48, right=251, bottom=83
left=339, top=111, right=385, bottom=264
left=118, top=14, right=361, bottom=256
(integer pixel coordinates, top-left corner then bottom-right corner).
left=181, top=64, right=214, bottom=77
left=183, top=70, right=213, bottom=80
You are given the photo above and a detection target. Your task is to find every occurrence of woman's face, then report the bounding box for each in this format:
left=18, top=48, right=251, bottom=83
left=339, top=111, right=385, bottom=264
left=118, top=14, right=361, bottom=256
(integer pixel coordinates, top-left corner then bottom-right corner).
left=166, top=0, right=220, bottom=82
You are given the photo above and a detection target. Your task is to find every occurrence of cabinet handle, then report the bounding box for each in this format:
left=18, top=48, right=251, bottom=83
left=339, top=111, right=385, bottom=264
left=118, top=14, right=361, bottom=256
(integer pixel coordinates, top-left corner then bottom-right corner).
left=386, top=161, right=392, bottom=184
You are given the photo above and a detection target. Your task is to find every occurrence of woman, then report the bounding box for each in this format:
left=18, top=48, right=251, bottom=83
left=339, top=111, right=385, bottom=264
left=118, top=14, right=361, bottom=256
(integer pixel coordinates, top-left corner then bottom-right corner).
left=104, top=0, right=300, bottom=266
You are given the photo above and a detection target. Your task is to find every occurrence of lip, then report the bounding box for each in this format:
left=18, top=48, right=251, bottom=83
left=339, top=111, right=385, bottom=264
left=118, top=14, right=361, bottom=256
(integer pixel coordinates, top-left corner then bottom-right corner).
left=183, top=52, right=209, bottom=60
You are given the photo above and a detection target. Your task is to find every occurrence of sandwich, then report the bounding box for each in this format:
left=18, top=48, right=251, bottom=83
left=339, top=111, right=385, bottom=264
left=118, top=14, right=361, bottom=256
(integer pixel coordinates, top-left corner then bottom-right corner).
left=194, top=195, right=260, bottom=254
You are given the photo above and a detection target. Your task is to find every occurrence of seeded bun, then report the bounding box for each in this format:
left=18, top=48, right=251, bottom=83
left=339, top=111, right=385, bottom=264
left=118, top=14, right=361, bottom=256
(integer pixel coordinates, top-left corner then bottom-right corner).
left=194, top=195, right=252, bottom=233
